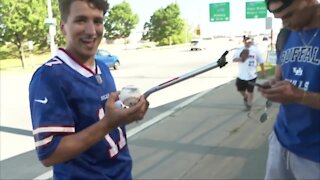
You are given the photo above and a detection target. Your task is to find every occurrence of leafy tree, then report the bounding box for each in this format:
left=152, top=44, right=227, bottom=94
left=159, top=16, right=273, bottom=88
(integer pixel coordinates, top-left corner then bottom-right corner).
left=0, top=0, right=63, bottom=67
left=0, top=0, right=46, bottom=66
left=104, top=2, right=139, bottom=41
left=142, top=3, right=185, bottom=46
left=0, top=4, right=4, bottom=46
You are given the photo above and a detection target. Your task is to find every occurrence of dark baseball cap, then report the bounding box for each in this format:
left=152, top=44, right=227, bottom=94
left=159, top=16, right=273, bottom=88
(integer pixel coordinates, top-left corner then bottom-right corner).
left=265, top=0, right=295, bottom=13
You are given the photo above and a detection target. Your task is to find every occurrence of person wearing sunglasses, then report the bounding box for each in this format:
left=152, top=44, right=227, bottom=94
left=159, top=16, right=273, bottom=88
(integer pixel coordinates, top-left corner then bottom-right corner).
left=259, top=0, right=320, bottom=179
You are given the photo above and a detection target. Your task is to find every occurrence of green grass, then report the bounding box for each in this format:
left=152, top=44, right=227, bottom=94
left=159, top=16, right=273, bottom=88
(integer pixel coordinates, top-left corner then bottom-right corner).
left=0, top=52, right=51, bottom=73
left=258, top=63, right=275, bottom=78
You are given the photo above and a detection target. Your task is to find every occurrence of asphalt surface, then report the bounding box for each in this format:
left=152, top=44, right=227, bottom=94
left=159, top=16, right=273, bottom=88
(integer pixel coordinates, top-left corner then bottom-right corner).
left=1, top=38, right=277, bottom=179
left=0, top=78, right=279, bottom=180
left=129, top=78, right=279, bottom=179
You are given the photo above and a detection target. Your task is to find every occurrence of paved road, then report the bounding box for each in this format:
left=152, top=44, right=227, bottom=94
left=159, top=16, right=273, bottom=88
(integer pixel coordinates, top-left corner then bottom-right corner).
left=0, top=38, right=276, bottom=179
left=129, top=79, right=278, bottom=179
left=1, top=79, right=278, bottom=180
left=0, top=38, right=243, bottom=161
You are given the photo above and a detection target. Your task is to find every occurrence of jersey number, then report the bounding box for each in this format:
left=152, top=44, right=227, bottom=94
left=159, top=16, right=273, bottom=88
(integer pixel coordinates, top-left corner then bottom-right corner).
left=105, top=127, right=127, bottom=158
left=98, top=108, right=127, bottom=158
left=248, top=60, right=255, bottom=67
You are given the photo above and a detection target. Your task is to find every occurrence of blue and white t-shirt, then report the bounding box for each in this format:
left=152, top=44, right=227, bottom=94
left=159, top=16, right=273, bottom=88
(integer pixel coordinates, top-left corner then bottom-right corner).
left=29, top=48, right=132, bottom=179
left=275, top=28, right=320, bottom=163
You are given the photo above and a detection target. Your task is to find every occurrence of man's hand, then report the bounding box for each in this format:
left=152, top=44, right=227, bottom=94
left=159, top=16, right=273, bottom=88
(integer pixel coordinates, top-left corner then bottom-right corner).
left=103, top=92, right=149, bottom=129
left=258, top=80, right=302, bottom=104
left=240, top=49, right=249, bottom=62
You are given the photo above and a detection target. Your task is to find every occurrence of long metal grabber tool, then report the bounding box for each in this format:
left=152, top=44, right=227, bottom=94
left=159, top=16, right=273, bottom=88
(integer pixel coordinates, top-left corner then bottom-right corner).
left=143, top=50, right=229, bottom=99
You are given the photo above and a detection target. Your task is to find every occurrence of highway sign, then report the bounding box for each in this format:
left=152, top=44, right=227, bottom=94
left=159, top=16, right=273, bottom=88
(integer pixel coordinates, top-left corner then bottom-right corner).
left=209, top=2, right=230, bottom=22
left=246, top=1, right=267, bottom=19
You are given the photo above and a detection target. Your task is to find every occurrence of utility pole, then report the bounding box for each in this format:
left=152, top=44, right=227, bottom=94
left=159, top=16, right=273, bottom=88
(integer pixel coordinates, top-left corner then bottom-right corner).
left=265, top=17, right=273, bottom=51
left=46, top=0, right=56, bottom=56
left=184, top=18, right=188, bottom=43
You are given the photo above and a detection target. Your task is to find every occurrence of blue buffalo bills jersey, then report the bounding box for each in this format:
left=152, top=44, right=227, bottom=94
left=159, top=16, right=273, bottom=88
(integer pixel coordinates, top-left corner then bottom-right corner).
left=29, top=48, right=132, bottom=179
left=275, top=28, right=320, bottom=162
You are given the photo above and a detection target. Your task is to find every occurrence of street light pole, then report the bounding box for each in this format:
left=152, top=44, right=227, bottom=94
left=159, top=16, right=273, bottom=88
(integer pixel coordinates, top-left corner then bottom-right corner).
left=184, top=18, right=188, bottom=43
left=47, top=0, right=56, bottom=56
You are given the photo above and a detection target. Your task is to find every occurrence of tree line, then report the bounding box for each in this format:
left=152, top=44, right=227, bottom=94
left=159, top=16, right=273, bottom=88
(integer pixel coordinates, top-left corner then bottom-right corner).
left=0, top=1, right=189, bottom=67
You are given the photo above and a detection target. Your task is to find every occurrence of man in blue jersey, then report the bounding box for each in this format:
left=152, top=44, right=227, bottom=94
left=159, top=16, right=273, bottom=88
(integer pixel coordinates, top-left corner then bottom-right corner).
left=259, top=0, right=320, bottom=179
left=29, top=0, right=149, bottom=179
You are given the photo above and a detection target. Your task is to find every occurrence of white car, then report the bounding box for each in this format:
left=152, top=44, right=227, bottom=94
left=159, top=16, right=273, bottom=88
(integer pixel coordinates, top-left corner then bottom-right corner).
left=190, top=39, right=205, bottom=51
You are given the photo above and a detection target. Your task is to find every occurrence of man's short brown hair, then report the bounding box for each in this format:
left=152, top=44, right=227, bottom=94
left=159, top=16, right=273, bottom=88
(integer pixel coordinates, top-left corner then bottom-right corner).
left=59, top=0, right=109, bottom=21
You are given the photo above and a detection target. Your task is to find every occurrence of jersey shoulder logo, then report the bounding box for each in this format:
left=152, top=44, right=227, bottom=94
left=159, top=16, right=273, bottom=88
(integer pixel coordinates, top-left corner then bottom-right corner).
left=34, top=97, right=48, bottom=104
left=45, top=58, right=63, bottom=67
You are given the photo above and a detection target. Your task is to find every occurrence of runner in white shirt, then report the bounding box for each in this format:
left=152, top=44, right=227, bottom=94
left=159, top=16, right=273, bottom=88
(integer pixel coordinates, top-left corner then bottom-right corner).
left=233, top=36, right=265, bottom=111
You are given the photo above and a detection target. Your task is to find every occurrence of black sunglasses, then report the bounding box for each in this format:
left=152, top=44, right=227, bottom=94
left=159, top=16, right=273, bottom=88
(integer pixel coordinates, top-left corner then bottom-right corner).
left=265, top=0, right=294, bottom=13
left=260, top=100, right=273, bottom=123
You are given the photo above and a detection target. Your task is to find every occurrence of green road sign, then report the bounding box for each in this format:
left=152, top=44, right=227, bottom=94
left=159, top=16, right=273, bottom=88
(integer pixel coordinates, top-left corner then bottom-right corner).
left=246, top=1, right=267, bottom=19
left=209, top=2, right=230, bottom=22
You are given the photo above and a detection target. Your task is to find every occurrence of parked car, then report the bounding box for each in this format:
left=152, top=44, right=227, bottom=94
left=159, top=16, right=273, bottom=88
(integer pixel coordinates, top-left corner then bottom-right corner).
left=95, top=49, right=120, bottom=70
left=190, top=39, right=205, bottom=51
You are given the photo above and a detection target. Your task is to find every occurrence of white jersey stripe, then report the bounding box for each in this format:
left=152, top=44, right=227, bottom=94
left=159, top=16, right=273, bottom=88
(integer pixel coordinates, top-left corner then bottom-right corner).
left=55, top=49, right=101, bottom=77
left=35, top=135, right=53, bottom=147
left=33, top=126, right=75, bottom=135
left=45, top=58, right=63, bottom=66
